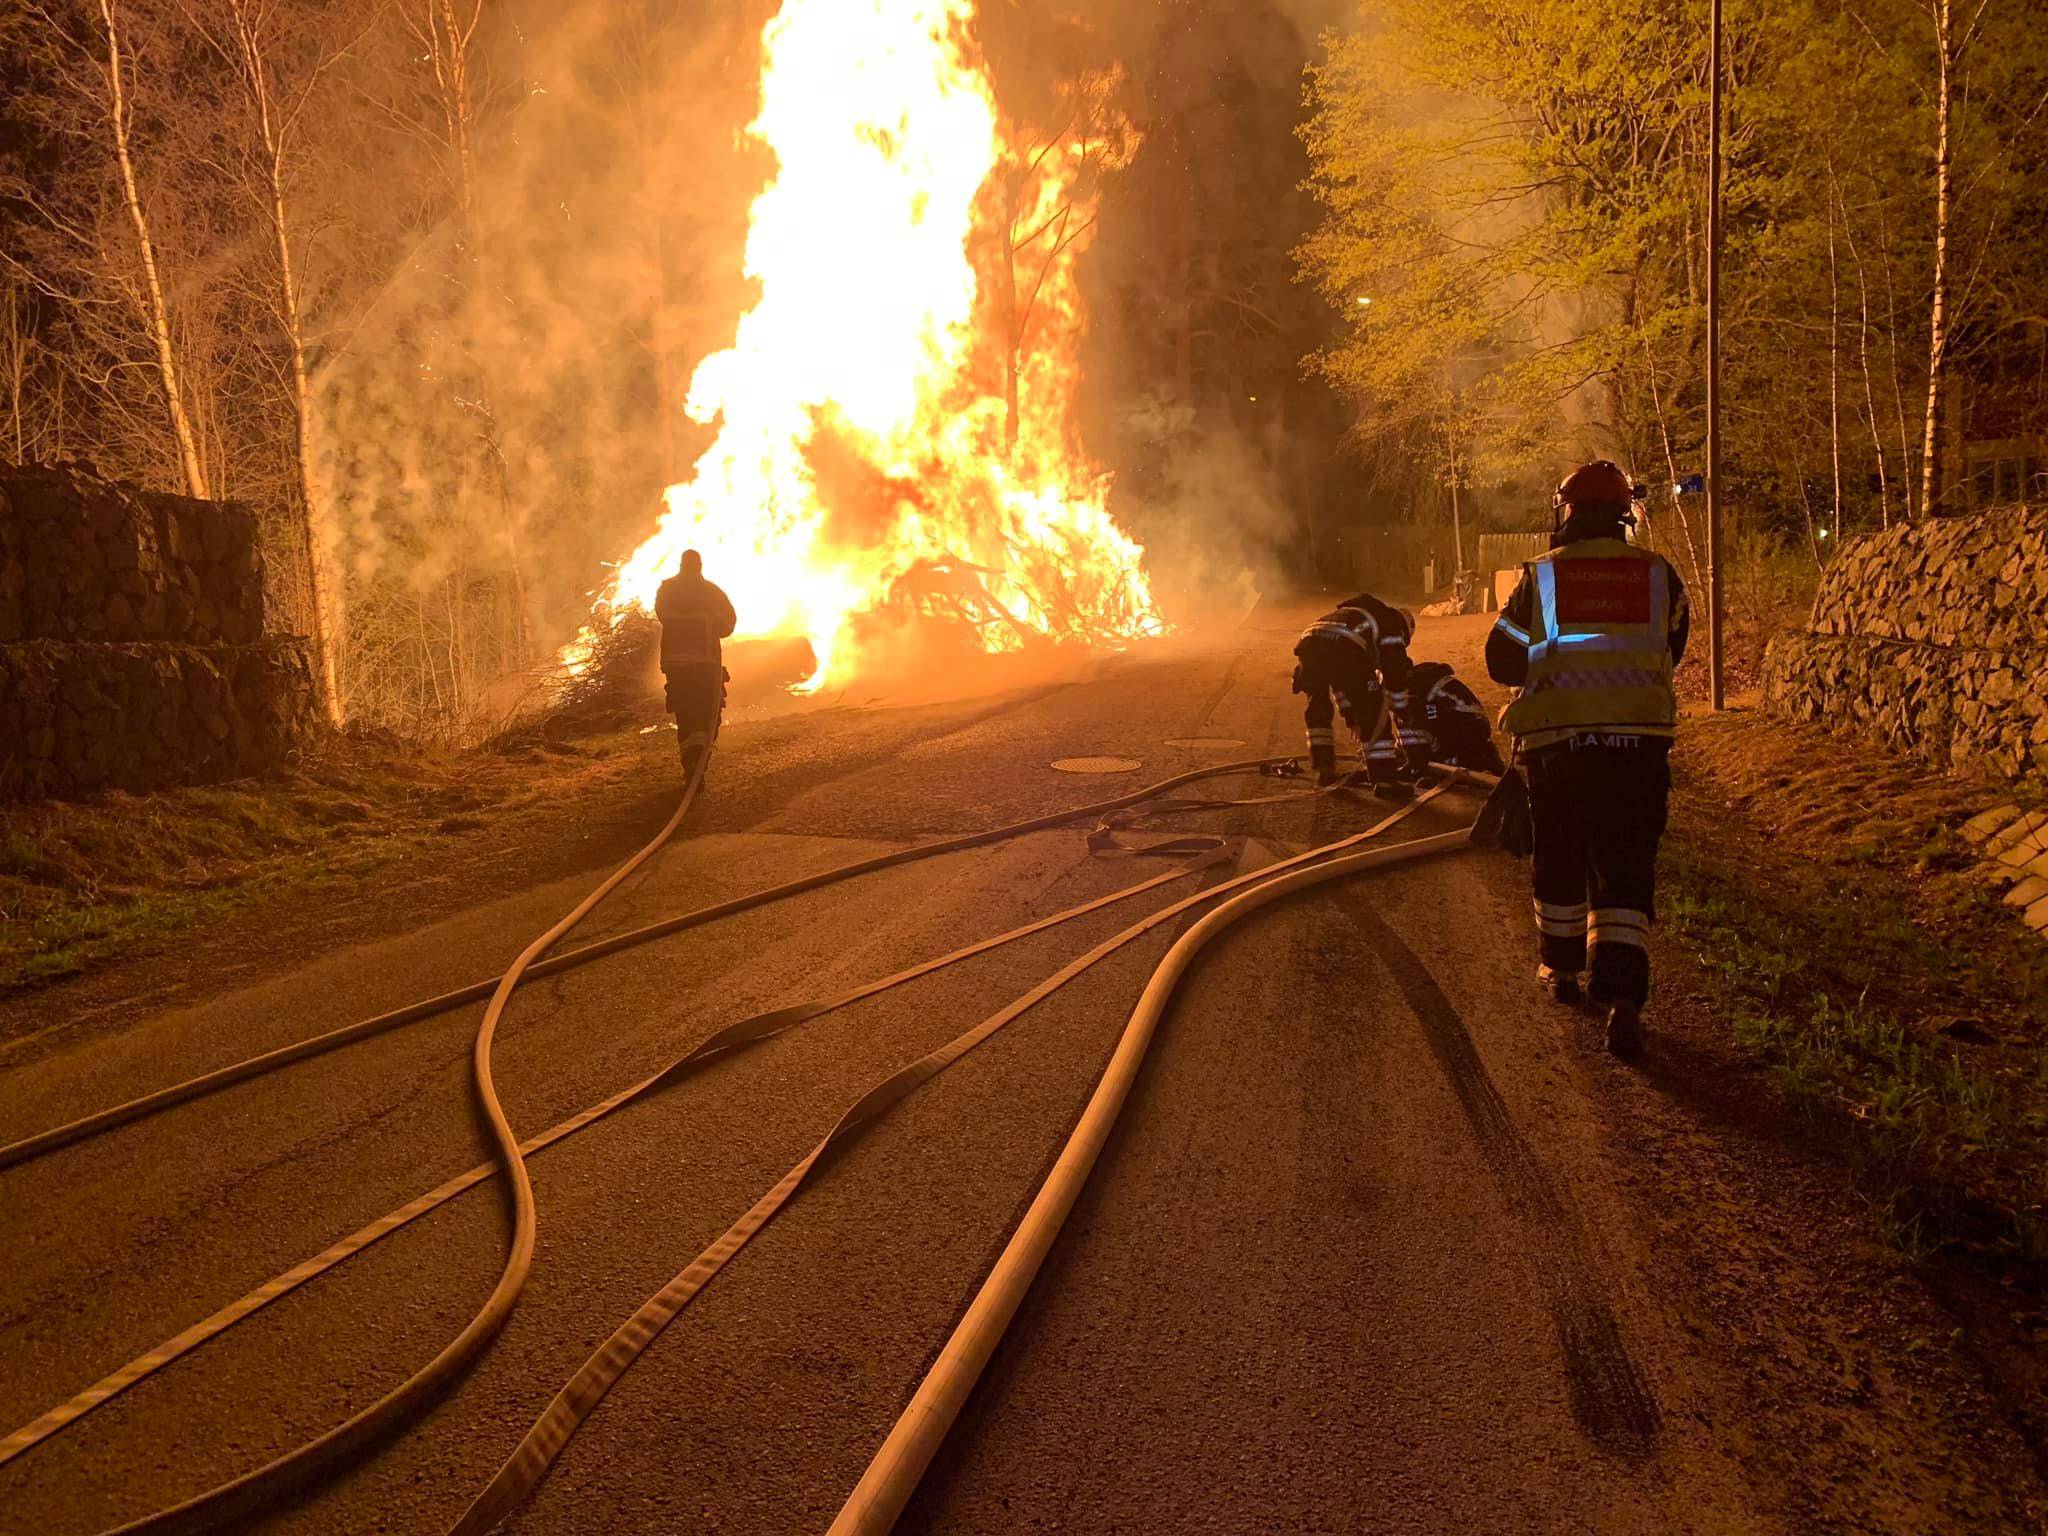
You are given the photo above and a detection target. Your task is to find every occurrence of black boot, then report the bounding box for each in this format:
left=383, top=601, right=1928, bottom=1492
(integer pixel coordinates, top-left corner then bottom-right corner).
left=680, top=728, right=710, bottom=785
left=1605, top=1001, right=1644, bottom=1057
left=1537, top=964, right=1584, bottom=1008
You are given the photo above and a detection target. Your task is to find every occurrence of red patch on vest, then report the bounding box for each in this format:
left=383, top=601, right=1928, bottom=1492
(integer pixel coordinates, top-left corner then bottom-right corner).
left=1554, top=561, right=1651, bottom=624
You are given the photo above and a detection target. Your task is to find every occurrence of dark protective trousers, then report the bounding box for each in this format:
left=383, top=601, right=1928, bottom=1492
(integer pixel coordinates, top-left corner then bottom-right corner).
left=663, top=662, right=725, bottom=773
left=1411, top=697, right=1505, bottom=774
left=1377, top=632, right=1425, bottom=772
left=1293, top=637, right=1404, bottom=780
left=1525, top=737, right=1671, bottom=1007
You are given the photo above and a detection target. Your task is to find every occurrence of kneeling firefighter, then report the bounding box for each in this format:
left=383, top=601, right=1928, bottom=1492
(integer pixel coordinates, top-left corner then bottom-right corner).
left=1402, top=661, right=1505, bottom=774
left=655, top=549, right=737, bottom=782
left=1291, top=590, right=1417, bottom=792
left=1486, top=461, right=1689, bottom=1056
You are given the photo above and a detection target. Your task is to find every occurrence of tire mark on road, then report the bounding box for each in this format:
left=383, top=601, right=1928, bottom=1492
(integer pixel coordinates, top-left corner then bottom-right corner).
left=1186, top=648, right=1244, bottom=737
left=1336, top=890, right=1661, bottom=1459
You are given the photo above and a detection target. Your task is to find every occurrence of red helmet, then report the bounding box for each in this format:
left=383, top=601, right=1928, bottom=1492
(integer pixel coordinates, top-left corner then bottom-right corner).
left=1554, top=461, right=1635, bottom=511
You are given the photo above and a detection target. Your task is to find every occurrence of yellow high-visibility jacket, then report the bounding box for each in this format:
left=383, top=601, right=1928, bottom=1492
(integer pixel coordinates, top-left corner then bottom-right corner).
left=1489, top=540, right=1687, bottom=748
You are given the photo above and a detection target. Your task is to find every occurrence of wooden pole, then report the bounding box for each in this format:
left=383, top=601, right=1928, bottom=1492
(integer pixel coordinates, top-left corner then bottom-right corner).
left=1449, top=438, right=1463, bottom=576
left=1706, top=0, right=1727, bottom=710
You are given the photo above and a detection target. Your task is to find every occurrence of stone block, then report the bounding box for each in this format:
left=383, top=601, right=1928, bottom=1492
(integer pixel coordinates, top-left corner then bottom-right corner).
left=0, top=636, right=317, bottom=798
left=2001, top=874, right=2048, bottom=909
left=0, top=464, right=269, bottom=645
left=1990, top=812, right=2048, bottom=858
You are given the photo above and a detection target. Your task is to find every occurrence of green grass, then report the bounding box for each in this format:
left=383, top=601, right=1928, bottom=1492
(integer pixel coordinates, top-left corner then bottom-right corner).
left=4, top=886, right=247, bottom=987
left=1661, top=836, right=2048, bottom=1261
left=0, top=729, right=653, bottom=995
left=0, top=852, right=358, bottom=992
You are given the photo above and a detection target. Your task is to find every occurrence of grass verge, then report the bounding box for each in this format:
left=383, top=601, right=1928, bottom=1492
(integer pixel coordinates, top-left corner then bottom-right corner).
left=0, top=727, right=653, bottom=993
left=1662, top=707, right=2048, bottom=1262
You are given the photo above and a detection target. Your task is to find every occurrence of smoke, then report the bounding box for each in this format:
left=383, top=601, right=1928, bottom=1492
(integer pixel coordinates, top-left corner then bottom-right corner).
left=1064, top=0, right=1353, bottom=606
left=310, top=0, right=1352, bottom=726
left=309, top=0, right=773, bottom=715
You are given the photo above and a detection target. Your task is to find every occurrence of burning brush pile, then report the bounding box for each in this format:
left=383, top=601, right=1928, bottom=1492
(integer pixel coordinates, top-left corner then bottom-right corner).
left=548, top=614, right=819, bottom=735
left=563, top=0, right=1163, bottom=698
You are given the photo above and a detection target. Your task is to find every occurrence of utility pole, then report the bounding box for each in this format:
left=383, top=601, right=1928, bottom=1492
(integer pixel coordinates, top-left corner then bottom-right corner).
left=1706, top=0, right=1727, bottom=710
left=1446, top=408, right=1464, bottom=578
left=1449, top=449, right=1463, bottom=578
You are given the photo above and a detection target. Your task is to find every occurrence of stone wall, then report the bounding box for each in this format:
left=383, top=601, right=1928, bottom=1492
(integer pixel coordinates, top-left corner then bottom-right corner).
left=1762, top=507, right=2048, bottom=781
left=0, top=465, right=319, bottom=798
left=0, top=466, right=266, bottom=645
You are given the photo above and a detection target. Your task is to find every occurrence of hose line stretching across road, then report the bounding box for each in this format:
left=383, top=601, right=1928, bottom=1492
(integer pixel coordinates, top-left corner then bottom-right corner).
left=92, top=756, right=712, bottom=1536
left=0, top=851, right=1224, bottom=1475
left=449, top=775, right=1482, bottom=1536
left=6, top=755, right=1348, bottom=1531
left=0, top=758, right=1314, bottom=1175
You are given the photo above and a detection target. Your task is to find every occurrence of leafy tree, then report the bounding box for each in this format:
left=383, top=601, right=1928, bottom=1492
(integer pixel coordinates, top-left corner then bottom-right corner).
left=1299, top=0, right=2048, bottom=577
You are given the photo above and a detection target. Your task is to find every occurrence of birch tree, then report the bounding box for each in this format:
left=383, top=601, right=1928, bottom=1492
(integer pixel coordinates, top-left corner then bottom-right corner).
left=1918, top=0, right=1983, bottom=515
left=404, top=0, right=533, bottom=665
left=9, top=0, right=216, bottom=496
left=182, top=0, right=353, bottom=723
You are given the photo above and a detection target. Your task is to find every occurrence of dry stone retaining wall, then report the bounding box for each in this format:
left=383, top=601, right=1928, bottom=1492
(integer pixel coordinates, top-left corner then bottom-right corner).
left=0, top=464, right=318, bottom=798
left=1762, top=507, right=2048, bottom=781
left=0, top=466, right=266, bottom=645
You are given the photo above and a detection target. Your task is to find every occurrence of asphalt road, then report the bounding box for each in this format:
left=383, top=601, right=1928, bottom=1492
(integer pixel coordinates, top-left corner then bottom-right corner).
left=0, top=611, right=2038, bottom=1535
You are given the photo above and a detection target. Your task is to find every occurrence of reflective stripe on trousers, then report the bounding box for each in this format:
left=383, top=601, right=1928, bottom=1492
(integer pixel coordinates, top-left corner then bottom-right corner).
left=1588, top=907, right=1650, bottom=950
left=1533, top=897, right=1589, bottom=938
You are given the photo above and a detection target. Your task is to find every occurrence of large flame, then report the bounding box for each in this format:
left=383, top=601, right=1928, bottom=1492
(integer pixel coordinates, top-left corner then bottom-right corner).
left=578, top=0, right=1161, bottom=688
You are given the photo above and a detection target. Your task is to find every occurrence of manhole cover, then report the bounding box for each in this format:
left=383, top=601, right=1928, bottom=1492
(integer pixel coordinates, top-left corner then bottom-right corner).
left=1050, top=756, right=1144, bottom=775
left=1163, top=736, right=1246, bottom=750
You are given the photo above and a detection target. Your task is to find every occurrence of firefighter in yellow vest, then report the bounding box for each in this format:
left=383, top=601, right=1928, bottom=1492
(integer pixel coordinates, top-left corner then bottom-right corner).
left=1485, top=462, right=1690, bottom=1056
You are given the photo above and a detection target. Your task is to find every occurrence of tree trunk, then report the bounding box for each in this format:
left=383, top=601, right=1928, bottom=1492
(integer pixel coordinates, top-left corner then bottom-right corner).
left=1841, top=191, right=1891, bottom=528
left=99, top=0, right=208, bottom=499
left=2, top=281, right=35, bottom=464
left=1877, top=207, right=1920, bottom=521
left=1002, top=180, right=1022, bottom=458
left=1643, top=340, right=1703, bottom=589
left=1827, top=189, right=1844, bottom=547
left=478, top=428, right=532, bottom=665
left=1920, top=0, right=1955, bottom=519
left=231, top=0, right=345, bottom=725
left=278, top=212, right=345, bottom=724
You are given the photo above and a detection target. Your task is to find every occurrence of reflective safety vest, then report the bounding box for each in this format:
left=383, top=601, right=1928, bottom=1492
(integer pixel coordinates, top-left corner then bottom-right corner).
left=1499, top=540, right=1678, bottom=743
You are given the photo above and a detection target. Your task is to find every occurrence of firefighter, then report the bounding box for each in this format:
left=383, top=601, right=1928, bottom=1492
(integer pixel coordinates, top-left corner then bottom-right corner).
left=1486, top=461, right=1689, bottom=1056
left=1292, top=590, right=1415, bottom=793
left=1402, top=660, right=1505, bottom=774
left=1341, top=594, right=1428, bottom=774
left=654, top=549, right=737, bottom=782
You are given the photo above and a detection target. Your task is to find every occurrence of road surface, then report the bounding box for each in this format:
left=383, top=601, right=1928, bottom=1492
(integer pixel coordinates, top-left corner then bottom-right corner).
left=0, top=610, right=2038, bottom=1535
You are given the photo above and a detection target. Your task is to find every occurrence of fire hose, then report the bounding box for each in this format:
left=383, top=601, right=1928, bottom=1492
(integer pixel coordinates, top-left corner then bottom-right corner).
left=831, top=776, right=1500, bottom=1536
left=0, top=852, right=1216, bottom=1473
left=0, top=756, right=1321, bottom=1175
left=448, top=780, right=1483, bottom=1534
left=3, top=751, right=1405, bottom=1533
left=88, top=755, right=713, bottom=1534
